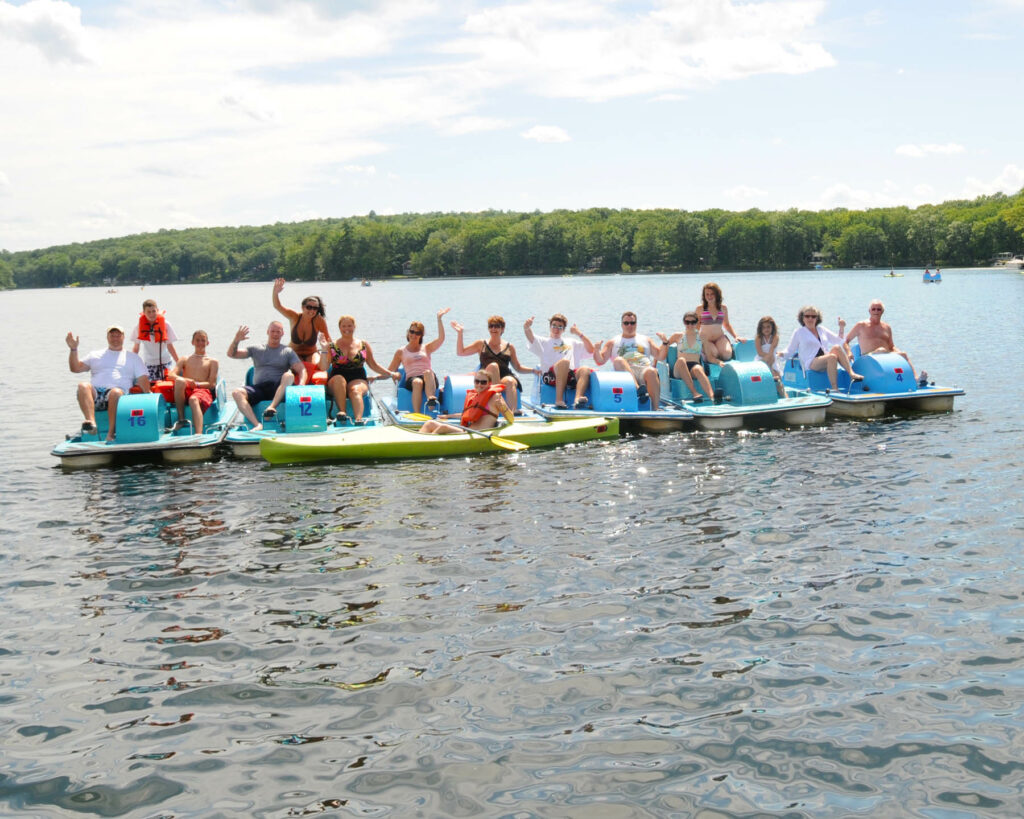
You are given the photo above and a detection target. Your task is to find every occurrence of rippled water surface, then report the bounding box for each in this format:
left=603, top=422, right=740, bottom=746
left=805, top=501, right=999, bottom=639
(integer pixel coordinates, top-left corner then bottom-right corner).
left=2, top=270, right=1022, bottom=817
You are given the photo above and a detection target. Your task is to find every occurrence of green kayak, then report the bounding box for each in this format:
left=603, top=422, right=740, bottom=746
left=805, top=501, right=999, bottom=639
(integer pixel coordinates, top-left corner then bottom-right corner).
left=259, top=416, right=619, bottom=463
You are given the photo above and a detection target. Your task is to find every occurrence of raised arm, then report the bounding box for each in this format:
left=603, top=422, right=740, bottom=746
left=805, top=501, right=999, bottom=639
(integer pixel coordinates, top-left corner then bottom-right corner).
left=523, top=316, right=537, bottom=344
left=271, top=278, right=297, bottom=321
left=227, top=326, right=251, bottom=359
left=592, top=339, right=612, bottom=366
left=451, top=321, right=483, bottom=356
left=426, top=307, right=450, bottom=353
left=570, top=324, right=595, bottom=355
left=66, top=332, right=90, bottom=373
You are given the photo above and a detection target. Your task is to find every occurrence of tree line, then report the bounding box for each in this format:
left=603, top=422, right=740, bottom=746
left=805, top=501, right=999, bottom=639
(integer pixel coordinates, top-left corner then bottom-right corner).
left=3, top=191, right=1023, bottom=290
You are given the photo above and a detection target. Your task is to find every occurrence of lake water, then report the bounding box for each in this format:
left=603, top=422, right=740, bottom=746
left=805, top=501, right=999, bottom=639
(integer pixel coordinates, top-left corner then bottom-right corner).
left=1, top=269, right=1022, bottom=817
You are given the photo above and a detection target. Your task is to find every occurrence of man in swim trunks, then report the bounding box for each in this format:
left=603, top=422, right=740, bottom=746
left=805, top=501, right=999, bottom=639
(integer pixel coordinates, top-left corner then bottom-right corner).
left=169, top=330, right=219, bottom=434
left=227, top=321, right=306, bottom=431
left=523, top=313, right=595, bottom=409
left=845, top=300, right=923, bottom=384
left=66, top=325, right=151, bottom=441
left=593, top=311, right=663, bottom=408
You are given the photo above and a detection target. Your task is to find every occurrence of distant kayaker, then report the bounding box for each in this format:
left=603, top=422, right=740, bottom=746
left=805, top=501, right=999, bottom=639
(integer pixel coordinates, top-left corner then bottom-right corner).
left=386, top=307, right=450, bottom=413
left=66, top=325, right=151, bottom=441
left=451, top=314, right=533, bottom=414
left=418, top=370, right=514, bottom=435
left=272, top=278, right=331, bottom=382
left=845, top=300, right=925, bottom=385
left=780, top=307, right=863, bottom=391
left=130, top=298, right=179, bottom=382
left=523, top=313, right=595, bottom=410
left=696, top=282, right=745, bottom=366
left=227, top=322, right=305, bottom=431
left=593, top=311, right=662, bottom=407
left=168, top=330, right=219, bottom=434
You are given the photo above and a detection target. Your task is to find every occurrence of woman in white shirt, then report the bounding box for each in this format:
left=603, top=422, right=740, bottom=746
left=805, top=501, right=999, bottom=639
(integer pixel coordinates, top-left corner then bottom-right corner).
left=780, top=306, right=863, bottom=390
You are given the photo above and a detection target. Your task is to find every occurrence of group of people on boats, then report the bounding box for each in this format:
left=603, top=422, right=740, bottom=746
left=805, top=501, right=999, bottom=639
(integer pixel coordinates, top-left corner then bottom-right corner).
left=66, top=279, right=923, bottom=440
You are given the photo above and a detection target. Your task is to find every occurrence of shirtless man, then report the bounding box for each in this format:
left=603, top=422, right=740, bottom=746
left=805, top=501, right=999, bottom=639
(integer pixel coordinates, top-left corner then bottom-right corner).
left=418, top=370, right=514, bottom=434
left=593, top=311, right=662, bottom=407
left=169, top=330, right=219, bottom=433
left=845, top=300, right=924, bottom=384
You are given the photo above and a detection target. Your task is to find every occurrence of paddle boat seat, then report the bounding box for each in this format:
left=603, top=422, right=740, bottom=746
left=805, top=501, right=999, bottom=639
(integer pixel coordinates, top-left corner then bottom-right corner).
left=243, top=367, right=330, bottom=433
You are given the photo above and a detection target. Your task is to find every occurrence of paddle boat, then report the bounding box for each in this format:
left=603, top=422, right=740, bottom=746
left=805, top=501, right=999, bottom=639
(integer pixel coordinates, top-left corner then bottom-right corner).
left=922, top=268, right=942, bottom=283
left=523, top=369, right=692, bottom=432
left=52, top=379, right=236, bottom=468
left=780, top=344, right=964, bottom=419
left=259, top=413, right=618, bottom=464
left=655, top=342, right=831, bottom=431
left=224, top=370, right=382, bottom=458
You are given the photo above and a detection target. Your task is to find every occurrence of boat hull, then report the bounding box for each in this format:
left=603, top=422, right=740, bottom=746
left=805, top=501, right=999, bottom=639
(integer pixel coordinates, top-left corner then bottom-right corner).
left=52, top=382, right=235, bottom=468
left=259, top=417, right=619, bottom=463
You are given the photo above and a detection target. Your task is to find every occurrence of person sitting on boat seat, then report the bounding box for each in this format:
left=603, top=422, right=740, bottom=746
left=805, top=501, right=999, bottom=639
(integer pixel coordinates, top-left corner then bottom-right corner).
left=168, top=330, right=219, bottom=434
left=227, top=322, right=305, bottom=431
left=844, top=300, right=924, bottom=385
left=418, top=370, right=514, bottom=435
left=524, top=313, right=595, bottom=409
left=66, top=325, right=151, bottom=441
left=130, top=298, right=179, bottom=383
left=593, top=311, right=663, bottom=407
left=656, top=311, right=716, bottom=403
left=386, top=307, right=450, bottom=412
left=780, top=306, right=863, bottom=391
left=272, top=278, right=331, bottom=382
left=451, top=314, right=533, bottom=414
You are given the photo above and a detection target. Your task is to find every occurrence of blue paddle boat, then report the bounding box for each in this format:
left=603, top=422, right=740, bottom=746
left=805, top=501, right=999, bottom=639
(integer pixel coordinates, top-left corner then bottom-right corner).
left=780, top=345, right=964, bottom=418
left=656, top=342, right=831, bottom=431
left=922, top=269, right=942, bottom=283
left=524, top=370, right=692, bottom=432
left=52, top=379, right=236, bottom=468
left=224, top=370, right=383, bottom=458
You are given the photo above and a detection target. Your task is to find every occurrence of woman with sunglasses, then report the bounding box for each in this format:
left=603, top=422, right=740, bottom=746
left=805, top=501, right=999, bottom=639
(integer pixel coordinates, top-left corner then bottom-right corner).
left=272, top=278, right=331, bottom=379
left=657, top=311, right=714, bottom=403
left=451, top=315, right=534, bottom=414
left=417, top=370, right=514, bottom=435
left=695, top=282, right=744, bottom=365
left=780, top=306, right=863, bottom=390
left=322, top=315, right=396, bottom=425
left=386, top=307, right=450, bottom=412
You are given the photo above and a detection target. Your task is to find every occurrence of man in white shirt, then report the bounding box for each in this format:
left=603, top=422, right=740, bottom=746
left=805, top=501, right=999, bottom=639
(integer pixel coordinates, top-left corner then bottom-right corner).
left=66, top=325, right=151, bottom=441
left=523, top=313, right=595, bottom=409
left=593, top=311, right=663, bottom=408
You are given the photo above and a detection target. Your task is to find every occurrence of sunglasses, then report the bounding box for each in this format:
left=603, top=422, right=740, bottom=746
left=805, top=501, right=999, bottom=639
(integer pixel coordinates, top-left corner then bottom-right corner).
left=474, top=378, right=489, bottom=385
left=303, top=303, right=319, bottom=310
left=870, top=308, right=884, bottom=313
left=488, top=323, right=503, bottom=329
left=802, top=314, right=818, bottom=319
left=408, top=329, right=423, bottom=335
left=684, top=319, right=698, bottom=325
left=550, top=324, right=565, bottom=330
left=622, top=320, right=636, bottom=325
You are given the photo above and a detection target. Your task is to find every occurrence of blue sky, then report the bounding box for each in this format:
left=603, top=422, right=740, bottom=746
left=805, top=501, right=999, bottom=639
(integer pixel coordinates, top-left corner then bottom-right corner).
left=2, top=0, right=1023, bottom=252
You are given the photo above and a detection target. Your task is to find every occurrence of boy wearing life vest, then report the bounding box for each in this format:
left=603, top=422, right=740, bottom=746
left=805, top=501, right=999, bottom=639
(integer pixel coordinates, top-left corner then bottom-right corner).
left=169, top=330, right=219, bottom=434
left=418, top=370, right=514, bottom=435
left=131, top=298, right=179, bottom=382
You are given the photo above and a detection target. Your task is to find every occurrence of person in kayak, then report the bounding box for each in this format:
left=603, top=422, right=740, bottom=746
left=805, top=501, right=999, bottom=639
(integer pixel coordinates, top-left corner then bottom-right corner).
left=418, top=370, right=514, bottom=434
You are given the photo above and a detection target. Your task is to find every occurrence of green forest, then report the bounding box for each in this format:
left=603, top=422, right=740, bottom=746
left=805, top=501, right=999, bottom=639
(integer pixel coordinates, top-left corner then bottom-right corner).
left=3, top=191, right=1023, bottom=290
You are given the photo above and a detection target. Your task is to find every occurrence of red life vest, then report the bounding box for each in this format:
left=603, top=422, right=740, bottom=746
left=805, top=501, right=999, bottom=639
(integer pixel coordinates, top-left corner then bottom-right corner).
left=461, top=384, right=504, bottom=427
left=137, top=312, right=169, bottom=343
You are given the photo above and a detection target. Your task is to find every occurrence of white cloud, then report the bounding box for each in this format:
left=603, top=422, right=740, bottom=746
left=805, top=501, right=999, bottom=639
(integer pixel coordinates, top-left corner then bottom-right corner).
left=521, top=125, right=570, bottom=143
left=439, top=116, right=511, bottom=135
left=0, top=0, right=93, bottom=64
left=963, top=163, right=1024, bottom=197
left=724, top=184, right=768, bottom=201
left=445, top=0, right=834, bottom=102
left=895, top=143, right=966, bottom=158
left=341, top=165, right=377, bottom=175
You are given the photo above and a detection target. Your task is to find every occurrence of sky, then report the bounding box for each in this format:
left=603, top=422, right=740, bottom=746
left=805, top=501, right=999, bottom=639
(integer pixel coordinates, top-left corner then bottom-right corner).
left=2, top=0, right=1023, bottom=253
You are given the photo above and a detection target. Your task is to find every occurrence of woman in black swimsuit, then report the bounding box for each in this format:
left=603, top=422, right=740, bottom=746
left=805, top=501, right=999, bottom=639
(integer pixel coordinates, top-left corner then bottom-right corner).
left=272, top=278, right=330, bottom=379
left=450, top=314, right=535, bottom=413
left=321, top=315, right=396, bottom=425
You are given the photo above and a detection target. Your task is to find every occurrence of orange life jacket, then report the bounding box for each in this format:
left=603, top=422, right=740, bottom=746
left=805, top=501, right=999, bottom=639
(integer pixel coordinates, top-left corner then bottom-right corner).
left=137, top=312, right=169, bottom=343
left=461, top=384, right=504, bottom=427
